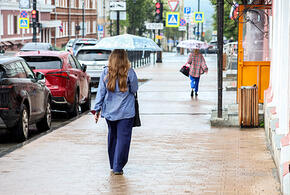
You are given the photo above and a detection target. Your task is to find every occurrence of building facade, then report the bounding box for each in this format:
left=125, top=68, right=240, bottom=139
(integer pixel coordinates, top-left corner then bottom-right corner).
left=263, top=0, right=290, bottom=194
left=0, top=0, right=111, bottom=49
left=0, top=0, right=57, bottom=50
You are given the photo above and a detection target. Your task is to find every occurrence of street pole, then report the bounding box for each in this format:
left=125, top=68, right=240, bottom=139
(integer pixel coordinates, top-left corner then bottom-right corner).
left=197, top=0, right=200, bottom=40
left=117, top=11, right=120, bottom=35
left=32, top=0, right=37, bottom=42
left=156, top=29, right=162, bottom=62
left=217, top=0, right=224, bottom=118
left=186, top=23, right=189, bottom=40
left=82, top=0, right=85, bottom=38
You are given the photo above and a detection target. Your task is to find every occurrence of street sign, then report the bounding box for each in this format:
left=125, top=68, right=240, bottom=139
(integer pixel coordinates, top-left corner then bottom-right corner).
left=184, top=7, right=191, bottom=14
left=109, top=1, right=126, bottom=11
left=178, top=26, right=186, bottom=31
left=166, top=12, right=180, bottom=27
left=193, top=12, right=204, bottom=23
left=168, top=0, right=179, bottom=12
left=98, top=25, right=103, bottom=32
left=110, top=11, right=126, bottom=20
left=145, top=23, right=164, bottom=30
left=19, top=18, right=29, bottom=29
left=179, top=18, right=186, bottom=26
left=20, top=10, right=28, bottom=18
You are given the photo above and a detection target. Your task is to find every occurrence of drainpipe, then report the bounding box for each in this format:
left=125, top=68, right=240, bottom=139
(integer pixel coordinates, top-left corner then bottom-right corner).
left=68, top=0, right=71, bottom=39
left=54, top=1, right=57, bottom=47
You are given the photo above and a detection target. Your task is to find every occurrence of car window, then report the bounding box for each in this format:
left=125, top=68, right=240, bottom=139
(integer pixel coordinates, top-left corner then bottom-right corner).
left=2, top=63, right=18, bottom=78
left=22, top=56, right=62, bottom=69
left=15, top=62, right=28, bottom=78
left=72, top=56, right=82, bottom=70
left=76, top=50, right=111, bottom=61
left=0, top=67, right=5, bottom=79
left=21, top=61, right=35, bottom=79
left=68, top=55, right=77, bottom=69
left=21, top=43, right=51, bottom=51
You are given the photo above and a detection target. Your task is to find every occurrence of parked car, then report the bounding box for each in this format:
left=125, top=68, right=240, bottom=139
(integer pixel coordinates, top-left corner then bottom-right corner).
left=20, top=42, right=55, bottom=52
left=0, top=56, right=51, bottom=141
left=65, top=39, right=75, bottom=52
left=72, top=38, right=98, bottom=55
left=75, top=46, right=111, bottom=90
left=207, top=41, right=218, bottom=54
left=18, top=51, right=91, bottom=116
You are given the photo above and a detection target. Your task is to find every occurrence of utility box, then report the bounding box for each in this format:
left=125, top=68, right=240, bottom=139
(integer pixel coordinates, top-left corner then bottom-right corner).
left=238, top=86, right=259, bottom=127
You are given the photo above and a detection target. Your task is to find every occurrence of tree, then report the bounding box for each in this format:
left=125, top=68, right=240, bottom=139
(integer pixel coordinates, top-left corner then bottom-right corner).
left=210, top=0, right=247, bottom=41
left=126, top=0, right=155, bottom=35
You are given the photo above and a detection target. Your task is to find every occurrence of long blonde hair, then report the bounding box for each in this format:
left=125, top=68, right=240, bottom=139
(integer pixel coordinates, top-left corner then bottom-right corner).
left=106, top=49, right=130, bottom=92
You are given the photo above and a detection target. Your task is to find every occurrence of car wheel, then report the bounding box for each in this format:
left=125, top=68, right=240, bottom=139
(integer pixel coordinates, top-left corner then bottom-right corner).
left=36, top=101, right=52, bottom=132
left=69, top=91, right=79, bottom=117
left=81, top=86, right=91, bottom=112
left=13, top=104, right=29, bottom=142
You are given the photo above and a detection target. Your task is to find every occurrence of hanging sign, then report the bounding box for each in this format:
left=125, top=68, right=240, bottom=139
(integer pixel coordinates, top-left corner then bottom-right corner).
left=166, top=12, right=180, bottom=27
left=19, top=18, right=29, bottom=29
left=20, top=10, right=28, bottom=18
left=168, top=0, right=179, bottom=12
left=193, top=12, right=204, bottom=23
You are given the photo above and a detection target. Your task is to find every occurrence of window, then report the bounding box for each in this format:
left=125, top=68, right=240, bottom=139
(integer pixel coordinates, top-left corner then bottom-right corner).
left=0, top=14, right=3, bottom=36
left=68, top=55, right=77, bottom=68
left=72, top=55, right=82, bottom=70
left=15, top=62, right=27, bottom=78
left=21, top=61, right=35, bottom=79
left=3, top=63, right=18, bottom=78
left=22, top=56, right=63, bottom=69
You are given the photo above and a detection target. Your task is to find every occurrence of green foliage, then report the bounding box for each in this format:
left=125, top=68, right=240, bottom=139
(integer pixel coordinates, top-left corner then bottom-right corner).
left=204, top=29, right=213, bottom=42
left=125, top=0, right=155, bottom=35
left=210, top=0, right=240, bottom=41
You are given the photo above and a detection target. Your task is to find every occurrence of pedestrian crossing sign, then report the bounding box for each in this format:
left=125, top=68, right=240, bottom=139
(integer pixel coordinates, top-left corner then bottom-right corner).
left=19, top=18, right=29, bottom=29
left=166, top=12, right=180, bottom=27
left=193, top=12, right=204, bottom=23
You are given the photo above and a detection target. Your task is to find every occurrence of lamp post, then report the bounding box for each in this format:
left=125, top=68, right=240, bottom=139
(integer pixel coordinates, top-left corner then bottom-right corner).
left=217, top=0, right=224, bottom=118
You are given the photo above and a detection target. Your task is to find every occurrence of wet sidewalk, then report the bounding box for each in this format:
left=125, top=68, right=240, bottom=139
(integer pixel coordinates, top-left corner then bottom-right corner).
left=0, top=53, right=280, bottom=194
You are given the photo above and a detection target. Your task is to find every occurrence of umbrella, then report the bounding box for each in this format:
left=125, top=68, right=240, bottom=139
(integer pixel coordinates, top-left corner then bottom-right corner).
left=177, top=40, right=209, bottom=49
left=94, top=34, right=161, bottom=51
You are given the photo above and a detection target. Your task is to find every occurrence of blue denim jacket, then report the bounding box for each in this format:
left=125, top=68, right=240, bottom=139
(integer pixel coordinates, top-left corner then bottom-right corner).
left=94, top=67, right=138, bottom=121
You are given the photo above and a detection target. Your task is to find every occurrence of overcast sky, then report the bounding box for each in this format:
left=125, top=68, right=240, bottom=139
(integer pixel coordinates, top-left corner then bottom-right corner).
left=183, top=0, right=215, bottom=30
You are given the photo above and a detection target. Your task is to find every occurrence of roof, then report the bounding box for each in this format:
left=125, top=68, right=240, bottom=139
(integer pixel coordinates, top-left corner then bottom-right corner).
left=77, top=45, right=112, bottom=51
left=17, top=50, right=70, bottom=58
left=0, top=56, right=23, bottom=65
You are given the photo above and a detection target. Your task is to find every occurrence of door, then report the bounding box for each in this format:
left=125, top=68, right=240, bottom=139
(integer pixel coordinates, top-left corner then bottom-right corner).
left=237, top=5, right=272, bottom=103
left=21, top=61, right=45, bottom=118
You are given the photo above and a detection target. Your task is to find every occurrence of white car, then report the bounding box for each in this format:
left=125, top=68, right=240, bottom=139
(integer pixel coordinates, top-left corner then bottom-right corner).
left=75, top=46, right=111, bottom=92
left=65, top=39, right=75, bottom=52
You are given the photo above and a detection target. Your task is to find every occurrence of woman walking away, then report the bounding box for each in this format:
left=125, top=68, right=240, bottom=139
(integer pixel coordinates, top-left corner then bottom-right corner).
left=93, top=49, right=138, bottom=175
left=187, top=49, right=208, bottom=97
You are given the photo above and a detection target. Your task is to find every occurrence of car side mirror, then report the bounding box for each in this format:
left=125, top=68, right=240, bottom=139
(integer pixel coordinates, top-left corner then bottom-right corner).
left=82, top=64, right=87, bottom=72
left=35, top=72, right=45, bottom=81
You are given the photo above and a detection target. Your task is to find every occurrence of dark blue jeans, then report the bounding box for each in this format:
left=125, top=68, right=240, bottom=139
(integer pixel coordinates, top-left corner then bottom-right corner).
left=106, top=117, right=134, bottom=172
left=189, top=75, right=200, bottom=92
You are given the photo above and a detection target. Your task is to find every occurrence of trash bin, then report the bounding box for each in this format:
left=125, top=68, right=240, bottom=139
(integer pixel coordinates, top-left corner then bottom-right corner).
left=238, top=85, right=259, bottom=127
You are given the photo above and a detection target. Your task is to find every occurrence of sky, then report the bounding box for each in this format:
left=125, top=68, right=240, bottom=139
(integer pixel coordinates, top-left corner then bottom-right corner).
left=183, top=0, right=215, bottom=30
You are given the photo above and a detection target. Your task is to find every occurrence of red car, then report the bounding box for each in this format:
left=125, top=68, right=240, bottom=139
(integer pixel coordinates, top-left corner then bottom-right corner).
left=18, top=51, right=91, bottom=116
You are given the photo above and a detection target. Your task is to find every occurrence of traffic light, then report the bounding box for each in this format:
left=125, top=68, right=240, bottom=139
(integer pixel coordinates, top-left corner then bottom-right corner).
left=31, top=10, right=39, bottom=22
left=155, top=2, right=163, bottom=22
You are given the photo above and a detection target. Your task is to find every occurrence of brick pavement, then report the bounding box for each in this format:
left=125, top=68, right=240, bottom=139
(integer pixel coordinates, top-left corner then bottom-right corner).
left=0, top=53, right=281, bottom=194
